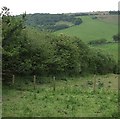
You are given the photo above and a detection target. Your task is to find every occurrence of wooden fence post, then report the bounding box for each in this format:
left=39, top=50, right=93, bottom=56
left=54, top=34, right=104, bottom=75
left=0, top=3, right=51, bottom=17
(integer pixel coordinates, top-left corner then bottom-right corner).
left=12, top=75, right=15, bottom=85
left=33, top=75, right=36, bottom=99
left=33, top=75, right=36, bottom=90
left=53, top=76, right=56, bottom=91
left=93, top=75, right=96, bottom=93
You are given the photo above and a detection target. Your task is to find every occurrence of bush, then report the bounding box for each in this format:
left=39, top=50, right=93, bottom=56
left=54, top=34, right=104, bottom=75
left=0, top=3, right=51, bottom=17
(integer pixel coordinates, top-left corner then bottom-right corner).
left=74, top=18, right=82, bottom=25
left=2, top=8, right=117, bottom=77
left=113, top=33, right=120, bottom=42
left=89, top=39, right=107, bottom=45
left=48, top=24, right=69, bottom=31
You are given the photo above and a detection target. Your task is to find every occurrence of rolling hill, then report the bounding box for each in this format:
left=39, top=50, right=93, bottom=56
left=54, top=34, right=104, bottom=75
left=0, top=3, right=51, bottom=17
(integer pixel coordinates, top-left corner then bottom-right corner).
left=55, top=15, right=118, bottom=43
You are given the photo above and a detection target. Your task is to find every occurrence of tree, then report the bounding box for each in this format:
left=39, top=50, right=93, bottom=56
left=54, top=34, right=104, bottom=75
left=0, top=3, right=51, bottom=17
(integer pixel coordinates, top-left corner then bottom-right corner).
left=89, top=39, right=107, bottom=45
left=0, top=6, right=10, bottom=17
left=74, top=18, right=82, bottom=25
left=113, top=33, right=120, bottom=42
left=2, top=7, right=117, bottom=79
left=2, top=7, right=30, bottom=77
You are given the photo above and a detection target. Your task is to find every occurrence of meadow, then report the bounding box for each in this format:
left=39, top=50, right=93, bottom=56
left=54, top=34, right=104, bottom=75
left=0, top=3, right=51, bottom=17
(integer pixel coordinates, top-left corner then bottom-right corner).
left=55, top=16, right=118, bottom=43
left=97, top=15, right=118, bottom=25
left=2, top=74, right=118, bottom=117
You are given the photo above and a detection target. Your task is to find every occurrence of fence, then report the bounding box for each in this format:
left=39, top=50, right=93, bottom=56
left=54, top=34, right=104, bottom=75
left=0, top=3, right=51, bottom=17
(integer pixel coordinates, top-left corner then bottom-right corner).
left=2, top=74, right=110, bottom=93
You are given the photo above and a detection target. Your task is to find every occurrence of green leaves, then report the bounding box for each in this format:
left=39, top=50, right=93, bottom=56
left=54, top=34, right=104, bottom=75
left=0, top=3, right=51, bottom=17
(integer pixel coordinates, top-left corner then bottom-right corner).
left=2, top=7, right=29, bottom=75
left=113, top=33, right=120, bottom=42
left=2, top=7, right=117, bottom=77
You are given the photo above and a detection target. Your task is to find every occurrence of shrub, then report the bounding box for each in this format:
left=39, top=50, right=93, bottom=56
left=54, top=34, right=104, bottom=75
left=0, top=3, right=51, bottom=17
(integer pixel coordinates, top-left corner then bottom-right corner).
left=113, top=33, right=120, bottom=42
left=89, top=39, right=107, bottom=45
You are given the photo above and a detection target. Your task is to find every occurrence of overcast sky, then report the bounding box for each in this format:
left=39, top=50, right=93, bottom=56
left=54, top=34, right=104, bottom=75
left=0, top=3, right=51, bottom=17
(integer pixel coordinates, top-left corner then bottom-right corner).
left=0, top=0, right=119, bottom=15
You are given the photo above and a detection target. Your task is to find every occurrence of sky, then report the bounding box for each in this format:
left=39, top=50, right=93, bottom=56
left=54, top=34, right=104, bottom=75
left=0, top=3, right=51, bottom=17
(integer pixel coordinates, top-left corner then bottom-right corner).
left=0, top=0, right=119, bottom=15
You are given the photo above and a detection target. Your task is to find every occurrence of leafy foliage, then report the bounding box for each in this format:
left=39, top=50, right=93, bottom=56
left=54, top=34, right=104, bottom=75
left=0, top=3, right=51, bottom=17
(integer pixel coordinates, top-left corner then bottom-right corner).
left=113, top=33, right=120, bottom=42
left=25, top=13, right=82, bottom=31
left=88, top=39, right=107, bottom=45
left=74, top=18, right=82, bottom=25
left=2, top=7, right=118, bottom=79
left=48, top=24, right=69, bottom=31
left=2, top=7, right=30, bottom=75
left=109, top=10, right=120, bottom=15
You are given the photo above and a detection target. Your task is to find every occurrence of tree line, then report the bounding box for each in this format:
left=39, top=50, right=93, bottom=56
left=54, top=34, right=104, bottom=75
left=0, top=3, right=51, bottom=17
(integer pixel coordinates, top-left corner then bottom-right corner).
left=25, top=13, right=82, bottom=31
left=1, top=7, right=119, bottom=80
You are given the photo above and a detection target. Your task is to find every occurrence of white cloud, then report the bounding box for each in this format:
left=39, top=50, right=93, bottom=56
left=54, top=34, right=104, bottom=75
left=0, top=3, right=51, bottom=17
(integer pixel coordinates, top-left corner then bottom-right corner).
left=0, top=0, right=119, bottom=15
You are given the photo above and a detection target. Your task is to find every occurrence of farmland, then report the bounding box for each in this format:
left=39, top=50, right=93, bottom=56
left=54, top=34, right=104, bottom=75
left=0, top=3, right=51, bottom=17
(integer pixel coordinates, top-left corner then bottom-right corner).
left=97, top=15, right=118, bottom=25
left=55, top=15, right=118, bottom=43
left=2, top=74, right=118, bottom=117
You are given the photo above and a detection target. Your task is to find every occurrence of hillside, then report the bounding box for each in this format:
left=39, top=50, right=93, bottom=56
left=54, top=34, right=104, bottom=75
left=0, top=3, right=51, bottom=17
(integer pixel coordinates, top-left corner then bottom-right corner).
left=55, top=16, right=118, bottom=43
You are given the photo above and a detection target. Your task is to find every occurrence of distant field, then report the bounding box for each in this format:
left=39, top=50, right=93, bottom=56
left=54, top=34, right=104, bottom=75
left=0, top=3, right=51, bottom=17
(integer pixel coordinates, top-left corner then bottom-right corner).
left=56, top=21, right=74, bottom=26
left=97, top=15, right=118, bottom=25
left=2, top=74, right=118, bottom=117
left=55, top=16, right=118, bottom=43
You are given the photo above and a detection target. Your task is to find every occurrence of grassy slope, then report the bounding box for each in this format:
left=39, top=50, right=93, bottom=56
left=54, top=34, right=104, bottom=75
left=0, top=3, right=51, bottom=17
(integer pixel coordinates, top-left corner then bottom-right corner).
left=2, top=74, right=118, bottom=117
left=56, top=21, right=74, bottom=26
left=55, top=16, right=118, bottom=43
left=97, top=15, right=118, bottom=25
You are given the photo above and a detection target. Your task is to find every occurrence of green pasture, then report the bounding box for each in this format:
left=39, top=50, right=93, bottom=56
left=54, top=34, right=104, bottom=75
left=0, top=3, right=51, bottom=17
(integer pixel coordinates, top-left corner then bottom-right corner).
left=97, top=15, right=118, bottom=25
left=55, top=16, right=118, bottom=43
left=55, top=21, right=74, bottom=26
left=2, top=74, right=118, bottom=117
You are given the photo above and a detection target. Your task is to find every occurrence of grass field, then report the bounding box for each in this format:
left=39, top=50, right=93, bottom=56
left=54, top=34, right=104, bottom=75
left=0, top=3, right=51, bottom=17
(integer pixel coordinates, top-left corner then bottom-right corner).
left=56, top=21, right=74, bottom=26
left=97, top=15, right=118, bottom=25
left=2, top=74, right=118, bottom=117
left=55, top=16, right=118, bottom=43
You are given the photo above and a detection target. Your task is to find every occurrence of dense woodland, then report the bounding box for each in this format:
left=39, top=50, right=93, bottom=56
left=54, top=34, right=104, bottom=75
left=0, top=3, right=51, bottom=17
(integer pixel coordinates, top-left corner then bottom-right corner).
left=2, top=7, right=119, bottom=80
left=25, top=13, right=82, bottom=31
